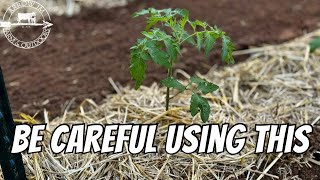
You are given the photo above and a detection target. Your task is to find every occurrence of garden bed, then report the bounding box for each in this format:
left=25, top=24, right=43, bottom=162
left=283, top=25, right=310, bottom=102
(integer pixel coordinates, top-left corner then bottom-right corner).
left=10, top=30, right=320, bottom=179
left=1, top=0, right=320, bottom=117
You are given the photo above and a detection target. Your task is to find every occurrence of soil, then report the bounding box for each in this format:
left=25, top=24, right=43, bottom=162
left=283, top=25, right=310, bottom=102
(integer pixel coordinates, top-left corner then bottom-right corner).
left=265, top=127, right=320, bottom=180
left=0, top=0, right=320, bottom=178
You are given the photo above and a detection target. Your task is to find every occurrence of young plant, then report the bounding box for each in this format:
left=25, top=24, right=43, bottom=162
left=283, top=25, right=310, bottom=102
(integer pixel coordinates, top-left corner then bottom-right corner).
left=130, top=8, right=235, bottom=122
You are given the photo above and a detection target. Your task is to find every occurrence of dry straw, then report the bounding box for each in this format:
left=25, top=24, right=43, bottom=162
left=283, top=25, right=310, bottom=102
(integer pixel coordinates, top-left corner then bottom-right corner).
left=4, top=30, right=320, bottom=180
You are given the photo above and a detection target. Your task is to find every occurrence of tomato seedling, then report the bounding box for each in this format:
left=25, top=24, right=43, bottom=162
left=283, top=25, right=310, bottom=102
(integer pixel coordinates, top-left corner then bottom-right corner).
left=130, top=8, right=235, bottom=122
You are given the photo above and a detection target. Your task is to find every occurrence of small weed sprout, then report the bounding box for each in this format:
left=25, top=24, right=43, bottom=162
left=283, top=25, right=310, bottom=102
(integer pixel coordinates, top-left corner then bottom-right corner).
left=130, top=8, right=235, bottom=122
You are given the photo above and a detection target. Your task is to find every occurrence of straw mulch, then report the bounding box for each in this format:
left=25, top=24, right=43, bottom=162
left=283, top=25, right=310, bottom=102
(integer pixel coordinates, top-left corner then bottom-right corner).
left=6, top=30, right=320, bottom=180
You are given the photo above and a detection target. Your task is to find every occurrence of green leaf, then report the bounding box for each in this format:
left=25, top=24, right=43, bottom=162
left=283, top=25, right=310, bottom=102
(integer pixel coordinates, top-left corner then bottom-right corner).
left=136, top=38, right=147, bottom=46
left=191, top=20, right=207, bottom=30
left=178, top=9, right=189, bottom=28
left=146, top=17, right=168, bottom=30
left=175, top=8, right=189, bottom=17
left=151, top=28, right=166, bottom=40
left=160, top=77, right=186, bottom=91
left=190, top=94, right=199, bottom=116
left=200, top=98, right=210, bottom=123
left=171, top=23, right=182, bottom=39
left=145, top=41, right=171, bottom=68
left=190, top=76, right=219, bottom=94
left=222, top=35, right=235, bottom=64
left=198, top=82, right=219, bottom=94
left=130, top=49, right=146, bottom=89
left=182, top=31, right=196, bottom=45
left=190, top=93, right=210, bottom=122
left=204, top=31, right=216, bottom=57
left=139, top=51, right=151, bottom=60
left=310, top=37, right=320, bottom=53
left=196, top=32, right=203, bottom=51
left=162, top=8, right=173, bottom=16
left=142, top=31, right=154, bottom=39
left=164, top=38, right=178, bottom=62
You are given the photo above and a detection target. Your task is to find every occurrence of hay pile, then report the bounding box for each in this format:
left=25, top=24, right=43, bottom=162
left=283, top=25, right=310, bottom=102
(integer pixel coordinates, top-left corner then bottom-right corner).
left=7, top=30, right=320, bottom=179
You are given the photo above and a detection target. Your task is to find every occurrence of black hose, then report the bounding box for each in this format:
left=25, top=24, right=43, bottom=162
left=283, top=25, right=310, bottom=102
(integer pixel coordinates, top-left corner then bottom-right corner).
left=0, top=67, right=27, bottom=180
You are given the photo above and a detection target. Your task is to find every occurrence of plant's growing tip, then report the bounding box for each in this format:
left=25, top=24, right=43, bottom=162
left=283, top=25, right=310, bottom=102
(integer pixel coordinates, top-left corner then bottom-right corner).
left=130, top=8, right=235, bottom=122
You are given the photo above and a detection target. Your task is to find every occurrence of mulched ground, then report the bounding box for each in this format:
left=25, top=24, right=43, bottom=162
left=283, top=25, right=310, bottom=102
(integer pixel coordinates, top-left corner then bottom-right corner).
left=1, top=0, right=319, bottom=117
left=0, top=0, right=320, bottom=178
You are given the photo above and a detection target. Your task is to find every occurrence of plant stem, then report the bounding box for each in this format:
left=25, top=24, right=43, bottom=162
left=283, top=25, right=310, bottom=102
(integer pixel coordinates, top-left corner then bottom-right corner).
left=165, top=87, right=170, bottom=111
left=165, top=60, right=173, bottom=111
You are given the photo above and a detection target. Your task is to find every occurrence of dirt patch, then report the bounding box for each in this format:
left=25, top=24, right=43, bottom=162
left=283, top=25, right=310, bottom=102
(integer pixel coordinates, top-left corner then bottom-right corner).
left=0, top=0, right=320, bottom=118
left=265, top=127, right=320, bottom=180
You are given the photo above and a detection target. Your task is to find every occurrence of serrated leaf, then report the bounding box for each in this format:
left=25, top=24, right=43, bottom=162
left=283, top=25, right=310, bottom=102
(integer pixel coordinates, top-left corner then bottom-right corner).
left=310, top=37, right=320, bottom=53
left=146, top=21, right=157, bottom=31
left=204, top=31, right=216, bottom=57
left=136, top=38, right=147, bottom=46
left=191, top=20, right=207, bottom=30
left=139, top=51, right=151, bottom=60
left=175, top=8, right=189, bottom=17
left=182, top=31, right=196, bottom=45
left=196, top=32, right=203, bottom=51
left=190, top=76, right=219, bottom=94
left=164, top=38, right=178, bottom=62
left=162, top=8, right=173, bottom=16
left=160, top=77, right=186, bottom=91
left=190, top=93, right=210, bottom=122
left=200, top=99, right=210, bottom=123
left=142, top=31, right=154, bottom=39
left=198, top=82, right=219, bottom=94
left=145, top=41, right=171, bottom=68
left=151, top=28, right=166, bottom=41
left=130, top=49, right=146, bottom=89
left=178, top=9, right=189, bottom=28
left=222, top=35, right=235, bottom=64
left=146, top=17, right=168, bottom=31
left=171, top=23, right=182, bottom=39
left=190, top=94, right=199, bottom=116
left=154, top=28, right=167, bottom=38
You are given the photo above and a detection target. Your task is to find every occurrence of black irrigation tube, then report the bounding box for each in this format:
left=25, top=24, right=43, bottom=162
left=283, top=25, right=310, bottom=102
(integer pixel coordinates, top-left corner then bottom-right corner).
left=0, top=67, right=26, bottom=180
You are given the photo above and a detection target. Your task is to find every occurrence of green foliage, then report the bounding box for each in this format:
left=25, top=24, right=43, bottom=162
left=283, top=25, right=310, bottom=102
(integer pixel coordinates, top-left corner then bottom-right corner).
left=130, top=8, right=235, bottom=122
left=190, top=93, right=210, bottom=123
left=222, top=35, right=235, bottom=64
left=309, top=36, right=320, bottom=53
left=161, top=77, right=186, bottom=91
left=204, top=31, right=216, bottom=57
left=190, top=76, right=219, bottom=95
left=188, top=76, right=219, bottom=122
left=145, top=40, right=171, bottom=67
left=196, top=32, right=203, bottom=51
left=130, top=48, right=146, bottom=90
